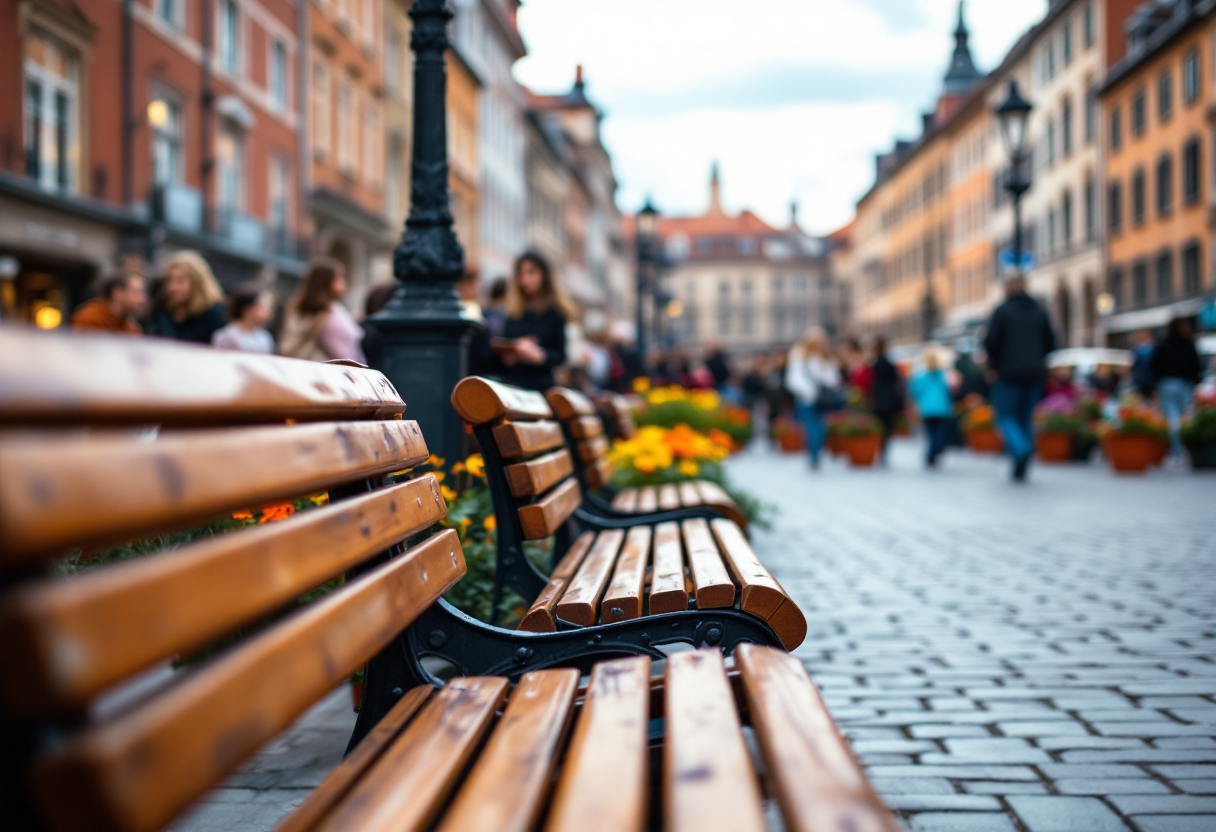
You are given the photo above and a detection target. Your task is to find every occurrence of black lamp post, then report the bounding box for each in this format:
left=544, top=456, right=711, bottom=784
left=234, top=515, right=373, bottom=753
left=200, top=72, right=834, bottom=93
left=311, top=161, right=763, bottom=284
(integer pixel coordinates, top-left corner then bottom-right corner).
left=995, top=80, right=1033, bottom=278
left=367, top=0, right=478, bottom=468
left=635, top=198, right=660, bottom=361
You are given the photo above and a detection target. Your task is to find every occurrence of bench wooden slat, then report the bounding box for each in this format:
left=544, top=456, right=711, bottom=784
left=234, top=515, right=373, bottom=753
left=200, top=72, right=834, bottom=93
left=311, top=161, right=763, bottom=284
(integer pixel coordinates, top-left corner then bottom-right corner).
left=554, top=529, right=625, bottom=627
left=658, top=483, right=681, bottom=511
left=274, top=686, right=434, bottom=832
left=694, top=480, right=747, bottom=528
left=544, top=388, right=597, bottom=419
left=544, top=657, right=650, bottom=832
left=451, top=377, right=552, bottom=425
left=586, top=456, right=614, bottom=490
left=0, top=420, right=429, bottom=569
left=0, top=329, right=405, bottom=427
left=664, top=650, right=766, bottom=832
left=678, top=481, right=703, bottom=509
left=636, top=486, right=658, bottom=514
left=0, top=476, right=447, bottom=716
left=600, top=526, right=651, bottom=623
left=504, top=449, right=575, bottom=498
left=519, top=532, right=596, bottom=633
left=681, top=519, right=735, bottom=610
left=736, top=645, right=901, bottom=832
left=517, top=477, right=582, bottom=540
left=436, top=669, right=580, bottom=832
left=33, top=530, right=466, bottom=832
left=596, top=393, right=639, bottom=441
left=313, top=677, right=509, bottom=832
left=577, top=435, right=609, bottom=463
left=649, top=521, right=689, bottom=614
left=492, top=420, right=566, bottom=459
left=568, top=415, right=604, bottom=440
left=612, top=488, right=639, bottom=512
left=710, top=519, right=807, bottom=650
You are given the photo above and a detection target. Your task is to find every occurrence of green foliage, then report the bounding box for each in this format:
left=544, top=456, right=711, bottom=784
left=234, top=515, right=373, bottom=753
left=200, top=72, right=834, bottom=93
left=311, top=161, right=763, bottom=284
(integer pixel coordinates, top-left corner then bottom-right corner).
left=1181, top=403, right=1216, bottom=446
left=826, top=411, right=883, bottom=437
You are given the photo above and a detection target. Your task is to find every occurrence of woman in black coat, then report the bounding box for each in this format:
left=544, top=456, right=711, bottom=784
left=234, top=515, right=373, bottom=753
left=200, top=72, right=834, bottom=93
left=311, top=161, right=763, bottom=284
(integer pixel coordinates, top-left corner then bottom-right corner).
left=494, top=251, right=575, bottom=392
left=869, top=336, right=906, bottom=463
left=147, top=250, right=227, bottom=344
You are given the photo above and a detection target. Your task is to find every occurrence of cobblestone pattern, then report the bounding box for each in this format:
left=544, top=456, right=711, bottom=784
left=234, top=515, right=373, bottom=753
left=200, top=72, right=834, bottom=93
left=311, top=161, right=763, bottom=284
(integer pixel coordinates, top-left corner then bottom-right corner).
left=731, top=441, right=1216, bottom=832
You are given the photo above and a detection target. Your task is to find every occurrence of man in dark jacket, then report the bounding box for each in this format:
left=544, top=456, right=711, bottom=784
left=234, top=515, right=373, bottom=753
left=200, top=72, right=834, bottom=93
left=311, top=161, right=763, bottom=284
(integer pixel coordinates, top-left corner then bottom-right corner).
left=984, top=276, right=1056, bottom=481
left=1150, top=317, right=1202, bottom=458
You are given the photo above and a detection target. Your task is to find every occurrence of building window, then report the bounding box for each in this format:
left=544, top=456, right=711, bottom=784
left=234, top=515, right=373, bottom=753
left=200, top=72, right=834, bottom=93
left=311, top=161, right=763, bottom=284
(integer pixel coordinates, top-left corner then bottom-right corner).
left=1045, top=116, right=1055, bottom=167
left=311, top=59, right=330, bottom=158
left=1110, top=267, right=1124, bottom=306
left=363, top=100, right=380, bottom=187
left=1183, top=137, right=1201, bottom=205
left=386, top=28, right=400, bottom=96
left=1062, top=20, right=1073, bottom=66
left=216, top=121, right=245, bottom=217
left=1085, top=177, right=1096, bottom=240
left=1043, top=40, right=1055, bottom=82
left=697, top=237, right=712, bottom=254
left=1108, top=181, right=1123, bottom=232
left=1085, top=84, right=1097, bottom=143
left=1132, top=260, right=1148, bottom=306
left=218, top=0, right=240, bottom=74
left=270, top=41, right=288, bottom=110
left=1158, top=70, right=1173, bottom=122
left=269, top=154, right=290, bottom=236
left=149, top=93, right=182, bottom=185
left=737, top=237, right=757, bottom=255
left=1084, top=2, right=1095, bottom=47
left=1183, top=242, right=1202, bottom=295
left=157, top=0, right=182, bottom=28
left=337, top=77, right=355, bottom=174
left=1047, top=207, right=1057, bottom=252
left=1062, top=190, right=1073, bottom=246
left=23, top=29, right=78, bottom=193
left=1131, top=88, right=1146, bottom=137
left=1131, top=167, right=1145, bottom=225
left=1110, top=106, right=1122, bottom=152
left=1184, top=48, right=1201, bottom=105
left=1062, top=98, right=1073, bottom=156
left=1156, top=154, right=1173, bottom=216
left=1156, top=250, right=1174, bottom=301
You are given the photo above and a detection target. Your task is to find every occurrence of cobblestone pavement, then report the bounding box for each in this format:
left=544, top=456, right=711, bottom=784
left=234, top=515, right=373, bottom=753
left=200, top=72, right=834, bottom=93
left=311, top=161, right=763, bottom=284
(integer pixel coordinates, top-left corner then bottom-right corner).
left=731, top=439, right=1216, bottom=832
left=174, top=438, right=1216, bottom=831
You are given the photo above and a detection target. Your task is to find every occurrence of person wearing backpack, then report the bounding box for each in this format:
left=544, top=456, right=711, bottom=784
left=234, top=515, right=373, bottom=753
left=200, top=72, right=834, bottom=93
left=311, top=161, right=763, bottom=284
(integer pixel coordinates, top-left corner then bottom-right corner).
left=279, top=257, right=365, bottom=363
left=785, top=327, right=842, bottom=470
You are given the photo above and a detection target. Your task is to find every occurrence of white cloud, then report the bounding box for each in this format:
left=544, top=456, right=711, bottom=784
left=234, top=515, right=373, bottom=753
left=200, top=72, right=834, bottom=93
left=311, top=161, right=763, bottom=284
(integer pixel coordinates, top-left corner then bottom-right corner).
left=515, top=0, right=1048, bottom=233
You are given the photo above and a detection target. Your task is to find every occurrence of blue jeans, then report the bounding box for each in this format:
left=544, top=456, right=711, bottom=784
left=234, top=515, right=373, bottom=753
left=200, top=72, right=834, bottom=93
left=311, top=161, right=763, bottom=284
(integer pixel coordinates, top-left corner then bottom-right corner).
left=796, top=402, right=826, bottom=465
left=1158, top=378, right=1194, bottom=457
left=990, top=381, right=1041, bottom=463
left=923, top=416, right=949, bottom=464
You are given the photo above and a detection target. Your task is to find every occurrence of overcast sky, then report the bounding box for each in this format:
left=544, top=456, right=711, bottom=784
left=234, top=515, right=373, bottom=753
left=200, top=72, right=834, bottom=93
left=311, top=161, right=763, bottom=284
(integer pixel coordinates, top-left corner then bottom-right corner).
left=514, top=0, right=1048, bottom=235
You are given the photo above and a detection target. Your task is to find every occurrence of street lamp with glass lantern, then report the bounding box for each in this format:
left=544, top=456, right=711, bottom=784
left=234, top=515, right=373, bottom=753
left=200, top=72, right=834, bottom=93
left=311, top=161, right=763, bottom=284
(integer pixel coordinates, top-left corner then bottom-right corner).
left=635, top=198, right=660, bottom=360
left=995, top=80, right=1033, bottom=278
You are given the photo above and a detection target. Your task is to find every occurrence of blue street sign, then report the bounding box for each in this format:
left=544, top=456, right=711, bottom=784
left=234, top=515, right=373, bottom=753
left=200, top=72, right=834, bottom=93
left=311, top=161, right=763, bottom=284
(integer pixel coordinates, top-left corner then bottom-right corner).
left=999, top=248, right=1036, bottom=272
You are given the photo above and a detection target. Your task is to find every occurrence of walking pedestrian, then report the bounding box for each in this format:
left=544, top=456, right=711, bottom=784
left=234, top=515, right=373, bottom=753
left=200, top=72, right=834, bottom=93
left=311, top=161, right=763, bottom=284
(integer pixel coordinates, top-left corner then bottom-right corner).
left=1150, top=317, right=1202, bottom=459
left=785, top=327, right=842, bottom=470
left=494, top=251, right=575, bottom=392
left=1130, top=329, right=1156, bottom=399
left=910, top=349, right=953, bottom=468
left=869, top=336, right=905, bottom=463
left=279, top=257, right=365, bottom=363
left=211, top=284, right=275, bottom=353
left=984, top=275, right=1056, bottom=481
left=71, top=269, right=147, bottom=334
left=147, top=251, right=227, bottom=344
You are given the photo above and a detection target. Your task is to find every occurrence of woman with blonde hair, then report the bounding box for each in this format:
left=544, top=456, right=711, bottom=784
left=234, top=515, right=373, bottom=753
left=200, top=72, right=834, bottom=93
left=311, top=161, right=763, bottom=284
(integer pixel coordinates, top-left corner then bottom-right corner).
left=910, top=347, right=954, bottom=468
left=279, top=257, right=365, bottom=363
left=495, top=250, right=577, bottom=391
left=785, top=326, right=842, bottom=469
left=148, top=250, right=227, bottom=344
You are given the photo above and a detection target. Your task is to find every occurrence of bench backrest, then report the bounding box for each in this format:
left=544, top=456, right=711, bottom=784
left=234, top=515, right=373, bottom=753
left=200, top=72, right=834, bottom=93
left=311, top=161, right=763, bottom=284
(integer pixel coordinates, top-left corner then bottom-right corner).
left=545, top=387, right=617, bottom=492
left=451, top=377, right=584, bottom=542
left=0, top=329, right=465, bottom=832
left=595, top=391, right=639, bottom=441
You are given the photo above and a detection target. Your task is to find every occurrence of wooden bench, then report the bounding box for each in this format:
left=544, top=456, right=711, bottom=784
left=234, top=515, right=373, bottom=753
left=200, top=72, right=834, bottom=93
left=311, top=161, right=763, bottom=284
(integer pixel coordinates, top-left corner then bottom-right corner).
left=449, top=377, right=806, bottom=656
left=0, top=329, right=900, bottom=832
left=569, top=389, right=748, bottom=529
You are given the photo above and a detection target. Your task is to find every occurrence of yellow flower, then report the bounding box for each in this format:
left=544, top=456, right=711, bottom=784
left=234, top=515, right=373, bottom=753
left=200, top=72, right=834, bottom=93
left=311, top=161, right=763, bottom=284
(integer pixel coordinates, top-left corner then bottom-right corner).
left=452, top=461, right=466, bottom=474
left=440, top=484, right=458, bottom=502
left=308, top=493, right=329, bottom=506
left=678, top=460, right=700, bottom=478
left=433, top=471, right=446, bottom=483
left=465, top=453, right=485, bottom=478
left=459, top=517, right=472, bottom=535
left=427, top=454, right=445, bottom=468
left=632, top=377, right=651, bottom=393
left=483, top=515, right=497, bottom=531
left=231, top=510, right=254, bottom=521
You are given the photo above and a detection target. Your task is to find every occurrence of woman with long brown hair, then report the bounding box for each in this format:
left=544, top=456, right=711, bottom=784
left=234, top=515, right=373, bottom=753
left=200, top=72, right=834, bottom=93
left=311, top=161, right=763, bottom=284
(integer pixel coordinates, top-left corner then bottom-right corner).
left=147, top=250, right=227, bottom=344
left=495, top=250, right=577, bottom=391
left=785, top=326, right=842, bottom=470
left=279, top=257, right=365, bottom=362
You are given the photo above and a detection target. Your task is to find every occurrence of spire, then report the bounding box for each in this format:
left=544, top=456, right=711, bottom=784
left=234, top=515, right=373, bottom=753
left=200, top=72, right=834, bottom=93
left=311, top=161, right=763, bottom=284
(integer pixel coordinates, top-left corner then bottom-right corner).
left=789, top=199, right=800, bottom=230
left=942, top=0, right=981, bottom=97
left=708, top=160, right=723, bottom=215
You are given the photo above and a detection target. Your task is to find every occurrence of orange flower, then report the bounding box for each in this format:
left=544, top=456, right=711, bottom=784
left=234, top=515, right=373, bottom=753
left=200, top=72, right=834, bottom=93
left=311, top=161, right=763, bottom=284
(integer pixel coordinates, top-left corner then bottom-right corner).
left=483, top=515, right=497, bottom=532
left=440, top=484, right=458, bottom=503
left=231, top=510, right=254, bottom=521
left=258, top=503, right=295, bottom=524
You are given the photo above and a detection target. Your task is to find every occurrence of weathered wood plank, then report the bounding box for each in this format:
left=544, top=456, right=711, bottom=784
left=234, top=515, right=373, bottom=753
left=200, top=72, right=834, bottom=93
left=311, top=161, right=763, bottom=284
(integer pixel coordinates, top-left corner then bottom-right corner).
left=576, top=435, right=609, bottom=463
left=504, top=449, right=575, bottom=498
left=658, top=484, right=681, bottom=511
left=600, top=526, right=651, bottom=623
left=492, top=420, right=566, bottom=459
left=710, top=519, right=806, bottom=650
left=612, top=488, right=639, bottom=512
left=544, top=387, right=597, bottom=419
left=636, top=486, right=658, bottom=514
left=518, top=532, right=596, bottom=633
left=648, top=521, right=688, bottom=614
left=695, top=480, right=747, bottom=528
left=554, top=530, right=625, bottom=627
left=568, top=415, right=604, bottom=440
left=451, top=377, right=551, bottom=425
left=681, top=519, right=735, bottom=609
left=517, top=477, right=581, bottom=540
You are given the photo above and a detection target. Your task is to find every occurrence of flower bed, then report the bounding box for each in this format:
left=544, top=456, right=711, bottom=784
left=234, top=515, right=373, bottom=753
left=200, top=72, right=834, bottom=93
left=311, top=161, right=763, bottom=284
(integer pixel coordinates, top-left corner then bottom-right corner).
left=632, top=380, right=754, bottom=448
left=1100, top=404, right=1169, bottom=473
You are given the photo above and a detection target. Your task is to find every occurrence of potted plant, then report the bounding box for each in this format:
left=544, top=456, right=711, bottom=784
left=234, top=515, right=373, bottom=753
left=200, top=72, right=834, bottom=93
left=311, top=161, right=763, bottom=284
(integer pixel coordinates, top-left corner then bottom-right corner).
left=1100, top=405, right=1169, bottom=474
left=771, top=415, right=805, bottom=453
left=962, top=404, right=1003, bottom=453
left=1033, top=395, right=1096, bottom=463
left=835, top=411, right=883, bottom=467
left=1181, top=392, right=1216, bottom=469
left=1071, top=398, right=1103, bottom=461
left=824, top=412, right=847, bottom=456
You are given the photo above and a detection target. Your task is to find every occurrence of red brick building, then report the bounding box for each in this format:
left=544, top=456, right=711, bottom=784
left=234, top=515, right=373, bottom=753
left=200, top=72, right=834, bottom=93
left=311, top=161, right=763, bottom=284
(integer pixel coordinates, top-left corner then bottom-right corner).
left=0, top=0, right=305, bottom=327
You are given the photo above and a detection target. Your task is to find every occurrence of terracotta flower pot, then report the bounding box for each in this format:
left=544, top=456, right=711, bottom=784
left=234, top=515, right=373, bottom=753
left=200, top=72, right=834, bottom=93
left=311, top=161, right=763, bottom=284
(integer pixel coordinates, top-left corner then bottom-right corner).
left=1035, top=432, right=1073, bottom=463
left=778, top=428, right=805, bottom=453
left=965, top=428, right=1003, bottom=453
left=1102, top=433, right=1166, bottom=474
left=842, top=434, right=881, bottom=467
left=826, top=433, right=844, bottom=456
